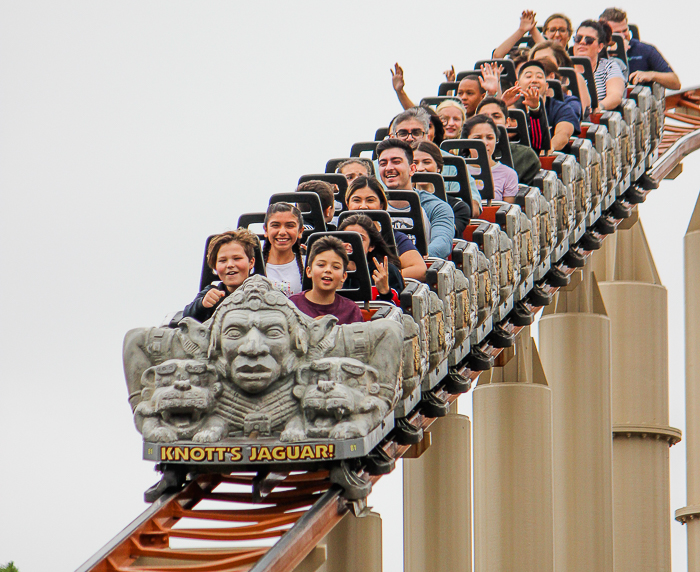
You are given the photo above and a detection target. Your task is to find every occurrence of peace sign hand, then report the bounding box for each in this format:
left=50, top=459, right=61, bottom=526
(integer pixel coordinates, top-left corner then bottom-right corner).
left=372, top=256, right=390, bottom=295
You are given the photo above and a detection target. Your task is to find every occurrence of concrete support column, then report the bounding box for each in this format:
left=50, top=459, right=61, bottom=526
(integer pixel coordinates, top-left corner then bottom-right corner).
left=320, top=511, right=382, bottom=572
left=676, top=195, right=700, bottom=569
left=539, top=267, right=614, bottom=572
left=473, top=327, right=554, bottom=572
left=594, top=221, right=681, bottom=572
left=403, top=403, right=471, bottom=572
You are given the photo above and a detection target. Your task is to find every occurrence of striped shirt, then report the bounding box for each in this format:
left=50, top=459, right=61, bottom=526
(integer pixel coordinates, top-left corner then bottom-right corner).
left=594, top=58, right=625, bottom=101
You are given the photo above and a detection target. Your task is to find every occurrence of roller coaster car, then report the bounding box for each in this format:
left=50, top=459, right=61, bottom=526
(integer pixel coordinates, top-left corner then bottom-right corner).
left=532, top=168, right=568, bottom=259
left=582, top=123, right=615, bottom=201
left=441, top=139, right=495, bottom=201
left=552, top=152, right=590, bottom=239
left=385, top=189, right=430, bottom=256
left=463, top=221, right=506, bottom=324
left=591, top=111, right=626, bottom=187
left=571, top=137, right=604, bottom=223
left=620, top=99, right=644, bottom=175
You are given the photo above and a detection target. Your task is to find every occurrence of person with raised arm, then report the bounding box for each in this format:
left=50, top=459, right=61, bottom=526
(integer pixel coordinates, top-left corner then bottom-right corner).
left=492, top=10, right=545, bottom=59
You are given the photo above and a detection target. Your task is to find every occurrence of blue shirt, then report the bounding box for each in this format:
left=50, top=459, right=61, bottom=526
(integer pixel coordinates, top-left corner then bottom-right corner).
left=627, top=38, right=673, bottom=75
left=415, top=188, right=455, bottom=259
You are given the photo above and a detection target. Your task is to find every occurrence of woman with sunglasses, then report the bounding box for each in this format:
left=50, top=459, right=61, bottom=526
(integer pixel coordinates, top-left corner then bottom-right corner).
left=573, top=20, right=625, bottom=111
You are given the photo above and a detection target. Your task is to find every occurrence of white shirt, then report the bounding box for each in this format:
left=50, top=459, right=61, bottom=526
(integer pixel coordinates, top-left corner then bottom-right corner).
left=266, top=259, right=302, bottom=296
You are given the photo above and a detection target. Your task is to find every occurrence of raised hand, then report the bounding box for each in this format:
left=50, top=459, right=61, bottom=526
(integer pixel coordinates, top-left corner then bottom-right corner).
left=444, top=65, right=456, bottom=82
left=519, top=10, right=537, bottom=33
left=502, top=86, right=521, bottom=107
left=372, top=256, right=390, bottom=295
left=521, top=86, right=541, bottom=109
left=391, top=63, right=405, bottom=93
left=202, top=288, right=226, bottom=308
left=479, top=62, right=501, bottom=95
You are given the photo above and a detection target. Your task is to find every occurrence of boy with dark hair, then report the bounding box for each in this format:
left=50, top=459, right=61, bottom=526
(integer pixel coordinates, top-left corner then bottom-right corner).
left=289, top=236, right=363, bottom=325
left=183, top=229, right=258, bottom=322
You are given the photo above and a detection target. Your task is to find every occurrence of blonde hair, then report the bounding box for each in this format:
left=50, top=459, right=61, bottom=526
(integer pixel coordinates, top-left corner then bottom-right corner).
left=436, top=99, right=467, bottom=123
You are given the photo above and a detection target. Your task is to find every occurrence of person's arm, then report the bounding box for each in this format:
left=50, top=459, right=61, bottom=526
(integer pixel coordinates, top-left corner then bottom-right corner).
left=479, top=63, right=503, bottom=98
left=493, top=10, right=537, bottom=59
left=599, top=76, right=625, bottom=111
left=182, top=285, right=224, bottom=323
left=551, top=121, right=575, bottom=151
left=422, top=194, right=456, bottom=259
left=400, top=249, right=427, bottom=281
left=501, top=167, right=520, bottom=204
left=575, top=71, right=592, bottom=110
left=630, top=70, right=681, bottom=90
left=447, top=196, right=471, bottom=238
left=391, top=63, right=416, bottom=110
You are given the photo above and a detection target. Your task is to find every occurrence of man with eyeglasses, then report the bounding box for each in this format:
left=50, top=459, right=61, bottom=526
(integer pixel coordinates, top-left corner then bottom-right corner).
left=599, top=8, right=680, bottom=90
left=386, top=107, right=482, bottom=215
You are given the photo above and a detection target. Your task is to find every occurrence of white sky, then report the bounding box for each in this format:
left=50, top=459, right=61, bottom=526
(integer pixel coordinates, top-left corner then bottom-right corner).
left=1, top=1, right=699, bottom=571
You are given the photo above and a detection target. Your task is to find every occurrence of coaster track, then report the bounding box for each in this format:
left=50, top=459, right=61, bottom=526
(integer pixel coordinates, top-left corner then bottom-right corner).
left=77, top=82, right=700, bottom=572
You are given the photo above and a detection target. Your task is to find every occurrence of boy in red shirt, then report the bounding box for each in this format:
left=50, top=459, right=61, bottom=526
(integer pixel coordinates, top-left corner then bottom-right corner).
left=289, top=236, right=363, bottom=325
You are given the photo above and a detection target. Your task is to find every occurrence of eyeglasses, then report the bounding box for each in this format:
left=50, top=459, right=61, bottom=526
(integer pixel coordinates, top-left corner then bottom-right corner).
left=573, top=35, right=597, bottom=46
left=395, top=129, right=425, bottom=139
left=545, top=27, right=569, bottom=35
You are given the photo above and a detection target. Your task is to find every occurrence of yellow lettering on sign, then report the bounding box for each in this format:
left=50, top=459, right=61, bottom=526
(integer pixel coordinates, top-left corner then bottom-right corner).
left=173, top=447, right=189, bottom=461
left=189, top=447, right=205, bottom=461
left=229, top=447, right=243, bottom=461
left=161, top=447, right=173, bottom=461
left=256, top=447, right=272, bottom=462
left=300, top=445, right=314, bottom=460
left=272, top=447, right=286, bottom=461
left=287, top=445, right=301, bottom=460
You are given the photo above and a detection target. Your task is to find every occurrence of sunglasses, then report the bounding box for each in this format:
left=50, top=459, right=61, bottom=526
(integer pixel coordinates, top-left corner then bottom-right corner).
left=573, top=34, right=597, bottom=46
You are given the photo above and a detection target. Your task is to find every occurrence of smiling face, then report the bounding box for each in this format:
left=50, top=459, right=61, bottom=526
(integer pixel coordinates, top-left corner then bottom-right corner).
left=467, top=123, right=497, bottom=164
left=378, top=147, right=415, bottom=190
left=221, top=309, right=292, bottom=394
left=307, top=249, right=347, bottom=295
left=457, top=78, right=483, bottom=116
left=214, top=242, right=255, bottom=293
left=543, top=17, right=571, bottom=46
left=413, top=149, right=441, bottom=174
left=606, top=18, right=631, bottom=50
left=573, top=26, right=603, bottom=64
left=347, top=186, right=383, bottom=210
left=517, top=65, right=548, bottom=99
left=264, top=211, right=301, bottom=255
left=439, top=106, right=464, bottom=140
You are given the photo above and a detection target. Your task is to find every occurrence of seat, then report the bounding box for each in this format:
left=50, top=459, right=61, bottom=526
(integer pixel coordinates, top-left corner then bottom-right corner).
left=474, top=58, right=517, bottom=86
left=199, top=234, right=266, bottom=292
left=411, top=172, right=447, bottom=201
left=297, top=173, right=349, bottom=210
left=437, top=81, right=460, bottom=96
left=518, top=99, right=552, bottom=154
left=570, top=57, right=599, bottom=110
left=350, top=141, right=379, bottom=160
left=455, top=69, right=482, bottom=82
left=325, top=157, right=376, bottom=177
left=494, top=125, right=514, bottom=168
left=607, top=34, right=629, bottom=72
left=558, top=67, right=583, bottom=119
left=385, top=189, right=429, bottom=256
left=420, top=96, right=460, bottom=107
left=441, top=155, right=474, bottom=207
left=440, top=139, right=495, bottom=201
left=548, top=79, right=565, bottom=101
left=237, top=212, right=266, bottom=242
left=336, top=209, right=399, bottom=258
left=374, top=127, right=389, bottom=141
left=629, top=23, right=639, bottom=40
left=302, top=231, right=373, bottom=303
left=507, top=108, right=531, bottom=147
left=268, top=192, right=326, bottom=239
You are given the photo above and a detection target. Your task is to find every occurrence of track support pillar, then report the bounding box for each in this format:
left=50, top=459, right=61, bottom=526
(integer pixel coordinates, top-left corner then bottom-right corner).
left=320, top=511, right=382, bottom=572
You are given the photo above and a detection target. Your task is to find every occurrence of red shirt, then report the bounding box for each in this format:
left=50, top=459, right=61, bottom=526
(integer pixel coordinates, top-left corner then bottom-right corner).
left=289, top=291, right=363, bottom=325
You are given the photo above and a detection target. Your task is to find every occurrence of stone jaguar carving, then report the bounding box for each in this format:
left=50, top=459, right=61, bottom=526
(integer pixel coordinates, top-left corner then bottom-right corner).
left=123, top=275, right=404, bottom=444
left=134, top=359, right=227, bottom=443
left=280, top=357, right=395, bottom=442
left=123, top=318, right=210, bottom=410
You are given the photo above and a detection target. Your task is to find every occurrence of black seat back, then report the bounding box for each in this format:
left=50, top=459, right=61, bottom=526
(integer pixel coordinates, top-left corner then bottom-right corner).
left=440, top=139, right=494, bottom=201
left=411, top=172, right=447, bottom=201
left=608, top=34, right=629, bottom=71
left=269, top=192, right=326, bottom=238
left=297, top=173, right=348, bottom=210
left=455, top=70, right=482, bottom=82
left=548, top=79, right=565, bottom=101
left=336, top=209, right=398, bottom=258
left=420, top=96, right=461, bottom=107
left=374, top=127, right=389, bottom=141
left=350, top=141, right=379, bottom=160
left=199, top=234, right=265, bottom=292
left=570, top=57, right=599, bottom=110
left=385, top=190, right=429, bottom=256
left=507, top=108, right=531, bottom=146
left=495, top=125, right=514, bottom=168
left=437, top=82, right=460, bottom=96
left=302, top=231, right=373, bottom=302
left=237, top=212, right=266, bottom=242
left=325, top=157, right=376, bottom=177
left=441, top=155, right=474, bottom=206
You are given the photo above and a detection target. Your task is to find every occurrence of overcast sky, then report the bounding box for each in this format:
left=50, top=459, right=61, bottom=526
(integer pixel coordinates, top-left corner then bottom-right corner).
left=1, top=1, right=699, bottom=571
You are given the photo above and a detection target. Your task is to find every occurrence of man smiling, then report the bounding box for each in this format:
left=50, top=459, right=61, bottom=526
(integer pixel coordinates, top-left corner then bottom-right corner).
left=377, top=138, right=455, bottom=259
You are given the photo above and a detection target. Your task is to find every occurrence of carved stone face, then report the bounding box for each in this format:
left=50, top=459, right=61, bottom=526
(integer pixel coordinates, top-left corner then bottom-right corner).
left=221, top=309, right=293, bottom=394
